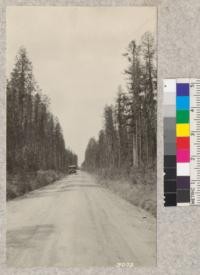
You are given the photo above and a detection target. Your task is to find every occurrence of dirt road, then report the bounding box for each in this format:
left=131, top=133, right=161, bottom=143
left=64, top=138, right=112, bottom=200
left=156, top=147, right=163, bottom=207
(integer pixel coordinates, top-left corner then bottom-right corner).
left=7, top=171, right=156, bottom=267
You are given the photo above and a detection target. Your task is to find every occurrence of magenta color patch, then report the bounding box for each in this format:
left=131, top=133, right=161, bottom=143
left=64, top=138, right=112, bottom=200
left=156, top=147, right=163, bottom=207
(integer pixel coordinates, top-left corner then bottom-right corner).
left=177, top=149, right=190, bottom=162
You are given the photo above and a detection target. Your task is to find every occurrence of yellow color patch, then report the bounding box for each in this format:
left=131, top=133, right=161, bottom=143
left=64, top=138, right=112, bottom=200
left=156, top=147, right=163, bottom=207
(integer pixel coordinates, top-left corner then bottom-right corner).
left=176, top=123, right=190, bottom=137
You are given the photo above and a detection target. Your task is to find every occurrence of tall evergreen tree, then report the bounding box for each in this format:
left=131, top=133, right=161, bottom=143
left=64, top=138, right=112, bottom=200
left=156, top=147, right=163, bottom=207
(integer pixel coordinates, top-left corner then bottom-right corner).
left=7, top=47, right=77, bottom=176
left=83, top=31, right=156, bottom=175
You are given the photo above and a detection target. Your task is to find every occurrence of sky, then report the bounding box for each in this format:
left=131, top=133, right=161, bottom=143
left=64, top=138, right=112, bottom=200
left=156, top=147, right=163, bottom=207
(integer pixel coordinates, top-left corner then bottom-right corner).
left=6, top=6, right=156, bottom=165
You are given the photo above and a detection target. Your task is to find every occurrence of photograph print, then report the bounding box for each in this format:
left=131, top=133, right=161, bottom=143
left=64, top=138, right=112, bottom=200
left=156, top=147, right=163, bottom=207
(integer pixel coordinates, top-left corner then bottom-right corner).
left=6, top=6, right=157, bottom=268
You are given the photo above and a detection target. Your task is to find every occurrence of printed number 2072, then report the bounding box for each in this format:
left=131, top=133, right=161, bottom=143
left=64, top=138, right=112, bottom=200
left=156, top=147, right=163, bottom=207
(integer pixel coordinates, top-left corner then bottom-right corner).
left=116, top=262, right=134, bottom=268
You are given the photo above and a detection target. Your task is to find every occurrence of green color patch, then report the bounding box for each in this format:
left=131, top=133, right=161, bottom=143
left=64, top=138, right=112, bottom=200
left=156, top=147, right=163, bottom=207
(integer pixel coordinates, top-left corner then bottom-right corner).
left=176, top=110, right=189, bottom=123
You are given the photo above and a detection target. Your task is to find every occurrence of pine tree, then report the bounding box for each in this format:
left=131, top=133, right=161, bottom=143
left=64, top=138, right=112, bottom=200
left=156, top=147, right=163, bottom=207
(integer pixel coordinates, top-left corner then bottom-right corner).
left=7, top=47, right=78, bottom=176
left=83, top=31, right=156, bottom=175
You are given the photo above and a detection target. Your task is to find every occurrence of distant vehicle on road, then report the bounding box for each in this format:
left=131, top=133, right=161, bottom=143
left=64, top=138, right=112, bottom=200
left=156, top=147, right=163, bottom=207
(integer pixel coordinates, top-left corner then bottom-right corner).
left=68, top=165, right=77, bottom=174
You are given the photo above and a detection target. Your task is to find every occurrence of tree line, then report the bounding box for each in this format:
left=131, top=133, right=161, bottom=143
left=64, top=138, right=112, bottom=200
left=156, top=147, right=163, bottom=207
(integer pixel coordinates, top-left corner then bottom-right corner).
left=7, top=47, right=77, bottom=175
left=82, top=32, right=156, bottom=176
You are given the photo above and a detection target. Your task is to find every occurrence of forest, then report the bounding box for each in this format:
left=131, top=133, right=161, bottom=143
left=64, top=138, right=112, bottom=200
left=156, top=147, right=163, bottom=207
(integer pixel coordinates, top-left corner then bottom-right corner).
left=7, top=48, right=77, bottom=199
left=82, top=32, right=157, bottom=215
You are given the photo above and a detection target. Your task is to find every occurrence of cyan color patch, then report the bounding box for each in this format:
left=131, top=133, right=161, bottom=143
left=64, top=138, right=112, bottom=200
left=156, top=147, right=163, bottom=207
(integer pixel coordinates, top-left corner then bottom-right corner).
left=176, top=96, right=189, bottom=110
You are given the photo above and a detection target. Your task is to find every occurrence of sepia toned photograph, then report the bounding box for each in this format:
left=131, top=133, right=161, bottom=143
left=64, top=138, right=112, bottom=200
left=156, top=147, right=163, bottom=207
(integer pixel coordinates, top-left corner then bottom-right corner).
left=6, top=6, right=157, bottom=268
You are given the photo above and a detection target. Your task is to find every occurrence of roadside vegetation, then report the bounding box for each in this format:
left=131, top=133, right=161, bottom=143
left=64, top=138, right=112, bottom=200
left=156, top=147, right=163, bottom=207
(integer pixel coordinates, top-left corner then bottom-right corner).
left=97, top=168, right=156, bottom=216
left=7, top=48, right=77, bottom=199
left=82, top=32, right=156, bottom=216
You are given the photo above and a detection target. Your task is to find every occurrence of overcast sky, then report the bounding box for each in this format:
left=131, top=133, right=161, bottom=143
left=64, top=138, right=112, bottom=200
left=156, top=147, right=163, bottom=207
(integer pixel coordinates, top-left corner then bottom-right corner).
left=7, top=6, right=156, bottom=165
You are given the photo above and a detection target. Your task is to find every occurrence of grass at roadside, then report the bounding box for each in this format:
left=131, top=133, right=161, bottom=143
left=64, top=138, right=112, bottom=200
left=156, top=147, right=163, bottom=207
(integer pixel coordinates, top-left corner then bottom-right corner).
left=7, top=170, right=64, bottom=200
left=96, top=169, right=156, bottom=217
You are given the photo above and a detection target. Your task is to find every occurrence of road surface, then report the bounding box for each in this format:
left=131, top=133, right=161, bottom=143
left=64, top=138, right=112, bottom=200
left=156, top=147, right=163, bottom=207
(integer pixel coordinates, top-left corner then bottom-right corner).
left=7, top=171, right=156, bottom=268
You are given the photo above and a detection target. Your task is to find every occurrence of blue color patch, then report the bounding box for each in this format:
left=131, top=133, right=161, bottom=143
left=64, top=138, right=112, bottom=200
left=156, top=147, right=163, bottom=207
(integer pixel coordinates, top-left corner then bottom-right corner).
left=176, top=83, right=190, bottom=96
left=176, top=96, right=189, bottom=110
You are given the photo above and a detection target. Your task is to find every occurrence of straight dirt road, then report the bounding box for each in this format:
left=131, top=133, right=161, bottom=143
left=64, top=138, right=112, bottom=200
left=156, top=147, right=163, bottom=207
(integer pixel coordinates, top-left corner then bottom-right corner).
left=7, top=171, right=156, bottom=268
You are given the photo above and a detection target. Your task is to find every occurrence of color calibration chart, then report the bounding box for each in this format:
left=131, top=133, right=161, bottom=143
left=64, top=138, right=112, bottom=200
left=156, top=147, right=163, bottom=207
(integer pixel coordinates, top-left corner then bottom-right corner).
left=164, top=79, right=200, bottom=206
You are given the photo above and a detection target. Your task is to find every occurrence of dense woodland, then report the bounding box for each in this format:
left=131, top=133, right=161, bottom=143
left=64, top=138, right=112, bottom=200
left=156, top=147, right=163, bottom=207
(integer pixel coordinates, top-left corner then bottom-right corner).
left=7, top=48, right=77, bottom=197
left=83, top=32, right=156, bottom=178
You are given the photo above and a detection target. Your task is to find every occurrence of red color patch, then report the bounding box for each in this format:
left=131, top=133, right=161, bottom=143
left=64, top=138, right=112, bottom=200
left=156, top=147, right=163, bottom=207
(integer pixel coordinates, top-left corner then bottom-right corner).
left=176, top=137, right=190, bottom=149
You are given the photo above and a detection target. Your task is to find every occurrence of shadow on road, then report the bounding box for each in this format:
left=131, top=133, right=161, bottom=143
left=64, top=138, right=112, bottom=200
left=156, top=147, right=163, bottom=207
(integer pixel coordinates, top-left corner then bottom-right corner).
left=7, top=224, right=55, bottom=249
